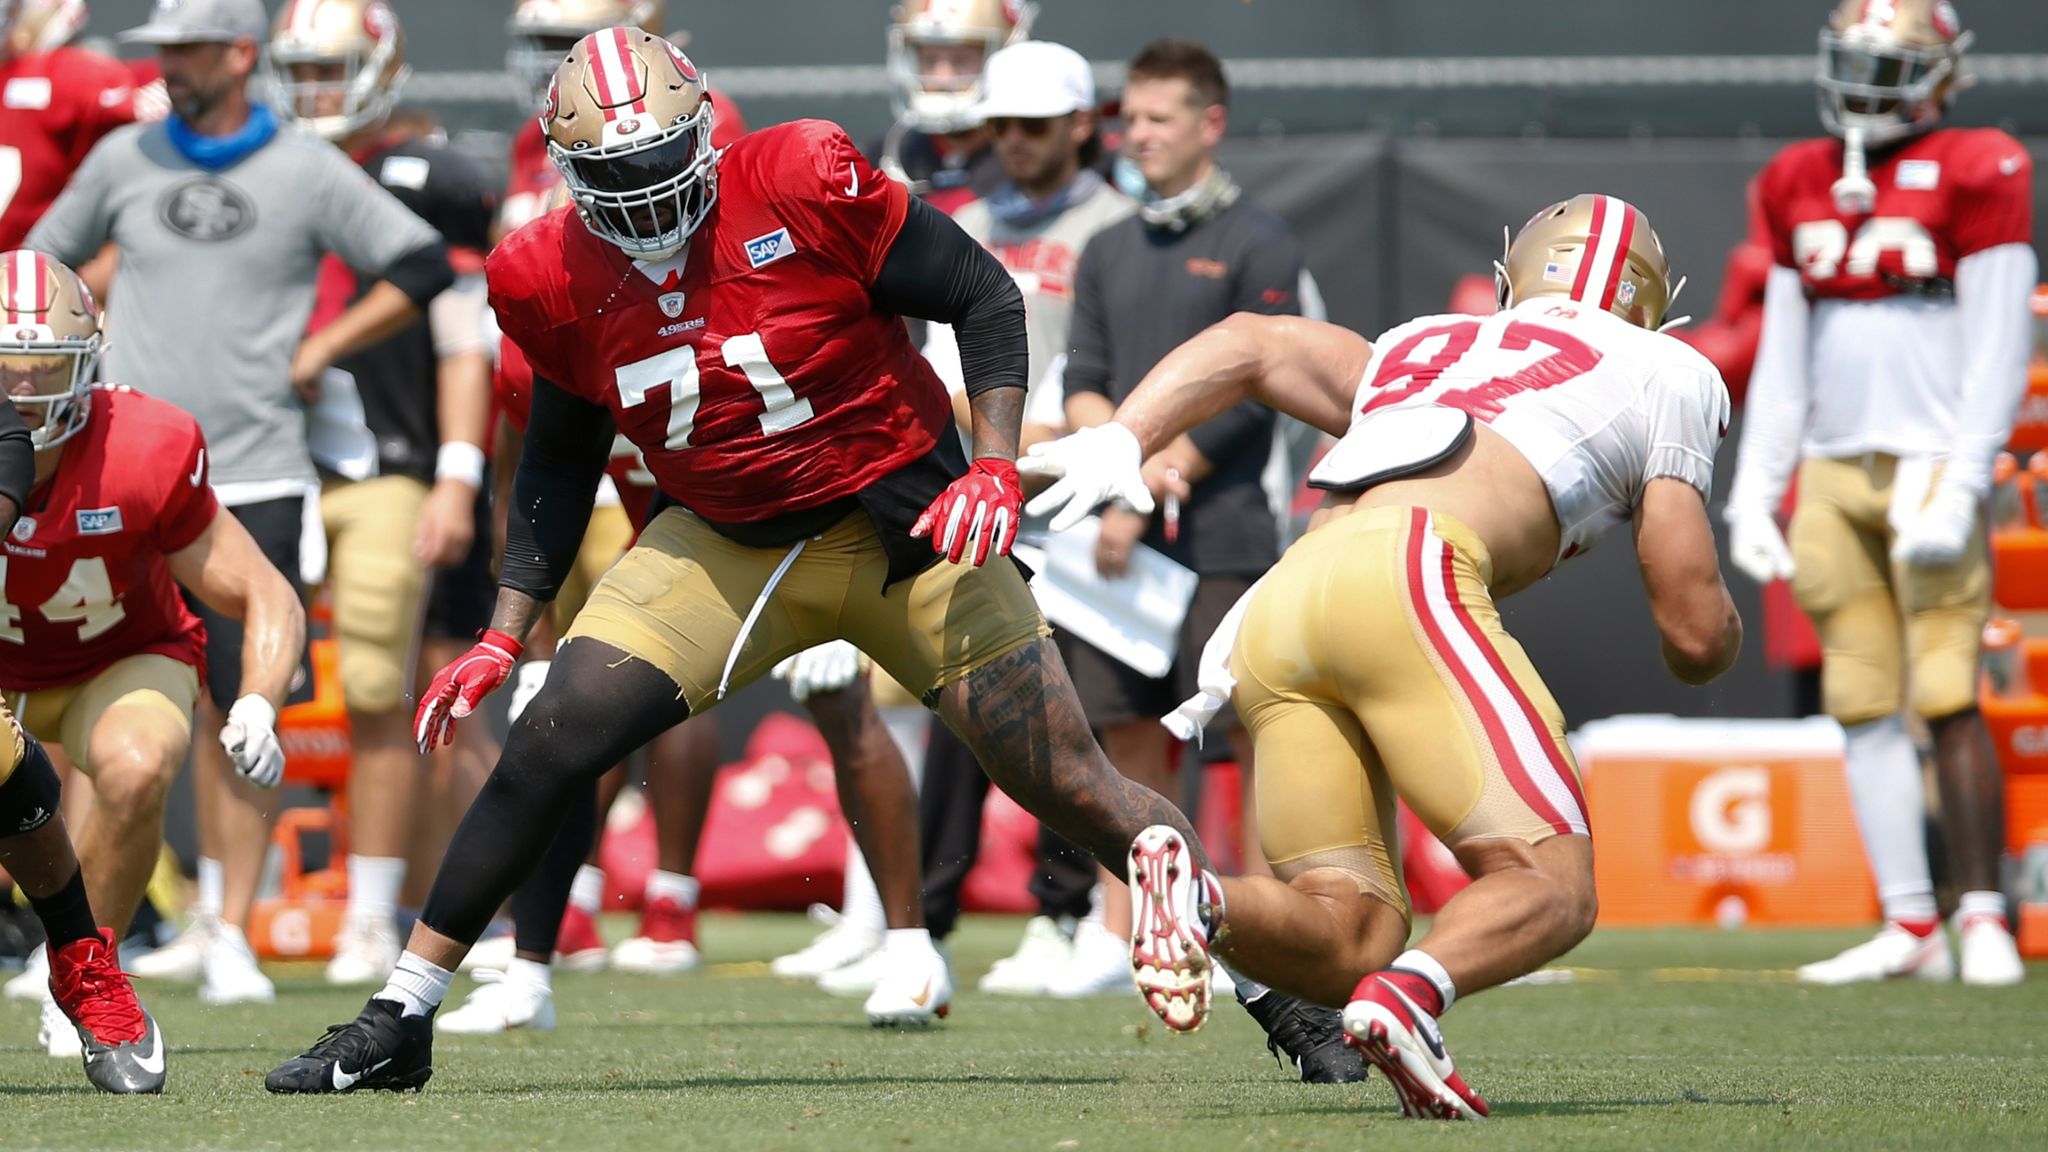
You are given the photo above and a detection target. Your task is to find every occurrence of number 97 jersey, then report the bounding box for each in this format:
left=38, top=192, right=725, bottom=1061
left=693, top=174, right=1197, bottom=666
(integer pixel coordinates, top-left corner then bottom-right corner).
left=487, top=119, right=953, bottom=525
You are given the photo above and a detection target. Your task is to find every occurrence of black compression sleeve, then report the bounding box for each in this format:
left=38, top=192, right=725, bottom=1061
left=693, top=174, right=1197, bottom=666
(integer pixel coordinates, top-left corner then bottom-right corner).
left=499, top=375, right=615, bottom=602
left=0, top=399, right=33, bottom=535
left=869, top=196, right=1026, bottom=398
left=380, top=240, right=456, bottom=309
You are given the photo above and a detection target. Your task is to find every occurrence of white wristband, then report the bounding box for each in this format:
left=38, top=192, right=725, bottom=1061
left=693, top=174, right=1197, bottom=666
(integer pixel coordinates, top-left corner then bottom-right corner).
left=435, top=441, right=486, bottom=489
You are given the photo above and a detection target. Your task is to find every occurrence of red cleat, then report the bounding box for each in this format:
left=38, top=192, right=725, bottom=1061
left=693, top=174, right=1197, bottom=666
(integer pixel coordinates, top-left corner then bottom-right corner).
left=51, top=929, right=166, bottom=1094
left=1342, top=972, right=1490, bottom=1120
left=555, top=905, right=608, bottom=973
left=611, top=897, right=702, bottom=974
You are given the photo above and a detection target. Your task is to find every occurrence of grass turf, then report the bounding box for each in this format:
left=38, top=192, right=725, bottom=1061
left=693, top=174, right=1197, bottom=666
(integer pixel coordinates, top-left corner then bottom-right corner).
left=1, top=915, right=2042, bottom=1151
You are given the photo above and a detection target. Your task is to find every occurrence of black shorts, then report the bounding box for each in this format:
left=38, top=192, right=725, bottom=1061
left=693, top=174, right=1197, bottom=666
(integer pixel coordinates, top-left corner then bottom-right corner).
left=184, top=496, right=315, bottom=709
left=1060, top=572, right=1257, bottom=734
left=424, top=488, right=497, bottom=641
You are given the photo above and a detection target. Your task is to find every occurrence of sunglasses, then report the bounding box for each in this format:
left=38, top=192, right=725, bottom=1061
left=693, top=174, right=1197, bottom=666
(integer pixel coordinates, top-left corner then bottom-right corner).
left=985, top=116, right=1060, bottom=139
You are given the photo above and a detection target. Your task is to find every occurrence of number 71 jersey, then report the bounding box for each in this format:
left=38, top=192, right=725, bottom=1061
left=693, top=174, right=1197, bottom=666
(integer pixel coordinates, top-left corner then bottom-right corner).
left=487, top=120, right=953, bottom=524
left=0, top=387, right=215, bottom=693
left=1347, top=300, right=1730, bottom=563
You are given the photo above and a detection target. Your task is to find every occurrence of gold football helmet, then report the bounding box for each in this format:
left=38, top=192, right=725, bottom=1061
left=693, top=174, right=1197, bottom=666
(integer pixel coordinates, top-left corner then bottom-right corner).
left=544, top=27, right=715, bottom=261
left=11, top=0, right=87, bottom=54
left=0, top=250, right=101, bottom=451
left=266, top=0, right=409, bottom=142
left=509, top=0, right=663, bottom=106
left=1818, top=0, right=1970, bottom=145
left=888, top=0, right=1034, bottom=134
left=1496, top=194, right=1676, bottom=332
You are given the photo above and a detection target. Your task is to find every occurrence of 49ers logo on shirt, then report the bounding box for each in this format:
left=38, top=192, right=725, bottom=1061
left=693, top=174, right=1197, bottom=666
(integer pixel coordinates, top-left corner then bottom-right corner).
left=158, top=177, right=256, bottom=243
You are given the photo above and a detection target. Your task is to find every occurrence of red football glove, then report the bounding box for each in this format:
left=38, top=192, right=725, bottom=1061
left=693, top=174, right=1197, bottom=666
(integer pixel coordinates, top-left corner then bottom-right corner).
left=912, top=458, right=1021, bottom=567
left=414, top=629, right=523, bottom=753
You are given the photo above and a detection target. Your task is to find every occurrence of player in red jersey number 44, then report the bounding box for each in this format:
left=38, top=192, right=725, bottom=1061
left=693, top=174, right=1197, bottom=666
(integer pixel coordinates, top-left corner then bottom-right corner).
left=266, top=28, right=1217, bottom=1094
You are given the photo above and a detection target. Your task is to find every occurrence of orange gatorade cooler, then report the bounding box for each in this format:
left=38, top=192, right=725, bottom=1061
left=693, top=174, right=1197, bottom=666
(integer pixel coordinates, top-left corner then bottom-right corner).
left=1575, top=716, right=1878, bottom=927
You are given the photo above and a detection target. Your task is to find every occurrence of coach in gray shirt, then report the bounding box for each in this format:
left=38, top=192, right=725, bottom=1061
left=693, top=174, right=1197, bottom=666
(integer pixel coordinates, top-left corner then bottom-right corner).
left=27, top=0, right=450, bottom=1001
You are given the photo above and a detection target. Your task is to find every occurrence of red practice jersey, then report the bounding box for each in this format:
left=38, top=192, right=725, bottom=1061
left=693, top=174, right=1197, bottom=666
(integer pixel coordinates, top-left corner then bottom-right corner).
left=489, top=119, right=951, bottom=525
left=499, top=86, right=747, bottom=237
left=0, top=387, right=215, bottom=693
left=493, top=337, right=657, bottom=530
left=1754, top=127, right=2032, bottom=300
left=0, top=46, right=143, bottom=249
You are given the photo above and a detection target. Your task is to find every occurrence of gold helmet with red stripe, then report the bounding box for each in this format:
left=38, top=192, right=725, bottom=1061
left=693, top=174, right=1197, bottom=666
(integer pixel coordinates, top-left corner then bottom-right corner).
left=11, top=0, right=88, bottom=54
left=544, top=27, right=715, bottom=261
left=0, top=250, right=100, bottom=451
left=508, top=0, right=662, bottom=106
left=266, top=0, right=409, bottom=142
left=1496, top=194, right=1676, bottom=332
left=1818, top=0, right=1970, bottom=146
left=888, top=0, right=1034, bottom=133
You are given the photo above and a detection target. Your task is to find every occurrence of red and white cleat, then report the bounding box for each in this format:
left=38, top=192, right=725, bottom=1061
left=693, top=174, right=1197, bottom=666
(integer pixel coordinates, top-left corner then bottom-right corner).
left=1125, top=825, right=1213, bottom=1033
left=1343, top=974, right=1490, bottom=1121
left=1796, top=922, right=1953, bottom=985
left=612, top=896, right=702, bottom=975
left=556, top=905, right=609, bottom=973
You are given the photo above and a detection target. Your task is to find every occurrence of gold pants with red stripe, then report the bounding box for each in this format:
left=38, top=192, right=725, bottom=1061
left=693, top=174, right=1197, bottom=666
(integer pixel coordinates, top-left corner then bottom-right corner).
left=1230, top=506, right=1588, bottom=920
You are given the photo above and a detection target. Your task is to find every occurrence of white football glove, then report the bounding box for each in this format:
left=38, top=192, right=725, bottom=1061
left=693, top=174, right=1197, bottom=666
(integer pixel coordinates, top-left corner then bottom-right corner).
left=220, top=695, right=284, bottom=789
left=1726, top=509, right=1796, bottom=586
left=508, top=659, right=551, bottom=723
left=1892, top=484, right=1978, bottom=569
left=772, top=641, right=865, bottom=702
left=1019, top=422, right=1155, bottom=532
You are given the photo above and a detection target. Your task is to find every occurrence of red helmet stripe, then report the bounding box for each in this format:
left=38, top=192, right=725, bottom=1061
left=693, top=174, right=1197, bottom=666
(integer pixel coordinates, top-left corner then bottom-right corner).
left=613, top=27, right=649, bottom=115
left=585, top=31, right=620, bottom=117
left=1598, top=198, right=1637, bottom=311
left=1568, top=195, right=1607, bottom=305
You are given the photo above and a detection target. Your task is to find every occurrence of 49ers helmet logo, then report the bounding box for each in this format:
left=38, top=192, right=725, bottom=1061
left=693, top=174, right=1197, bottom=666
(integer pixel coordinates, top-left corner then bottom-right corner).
left=158, top=176, right=256, bottom=243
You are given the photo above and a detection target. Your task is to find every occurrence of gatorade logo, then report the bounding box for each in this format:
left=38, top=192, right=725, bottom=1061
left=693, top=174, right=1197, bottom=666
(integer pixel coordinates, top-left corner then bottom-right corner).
left=1689, top=767, right=1771, bottom=855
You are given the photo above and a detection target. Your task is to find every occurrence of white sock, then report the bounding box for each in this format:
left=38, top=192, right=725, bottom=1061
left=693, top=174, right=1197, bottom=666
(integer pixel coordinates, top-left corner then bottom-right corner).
left=195, top=857, right=224, bottom=921
left=346, top=856, right=406, bottom=922
left=838, top=833, right=886, bottom=935
left=1841, top=716, right=1938, bottom=924
left=882, top=927, right=933, bottom=956
left=378, top=952, right=453, bottom=1018
left=568, top=865, right=605, bottom=915
left=505, top=955, right=553, bottom=991
left=644, top=870, right=699, bottom=909
left=1958, top=889, right=2009, bottom=925
left=878, top=706, right=930, bottom=790
left=1390, top=948, right=1458, bottom=1014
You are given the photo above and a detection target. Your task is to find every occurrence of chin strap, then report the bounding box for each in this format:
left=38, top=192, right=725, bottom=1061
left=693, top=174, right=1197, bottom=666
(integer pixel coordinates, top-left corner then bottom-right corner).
left=1832, top=125, right=1878, bottom=215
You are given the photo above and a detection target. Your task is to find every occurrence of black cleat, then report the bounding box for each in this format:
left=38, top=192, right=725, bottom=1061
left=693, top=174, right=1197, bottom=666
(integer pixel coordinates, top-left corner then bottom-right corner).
left=265, top=999, right=434, bottom=1094
left=1239, top=989, right=1371, bottom=1084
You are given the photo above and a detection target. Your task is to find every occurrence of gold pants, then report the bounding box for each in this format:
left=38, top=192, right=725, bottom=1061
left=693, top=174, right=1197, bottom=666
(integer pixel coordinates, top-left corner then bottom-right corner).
left=10, top=654, right=200, bottom=776
left=321, top=475, right=430, bottom=714
left=1232, top=506, right=1588, bottom=919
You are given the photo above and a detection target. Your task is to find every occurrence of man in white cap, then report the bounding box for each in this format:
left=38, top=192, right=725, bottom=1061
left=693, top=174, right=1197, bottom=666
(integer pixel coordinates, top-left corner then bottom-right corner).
left=28, top=0, right=453, bottom=1006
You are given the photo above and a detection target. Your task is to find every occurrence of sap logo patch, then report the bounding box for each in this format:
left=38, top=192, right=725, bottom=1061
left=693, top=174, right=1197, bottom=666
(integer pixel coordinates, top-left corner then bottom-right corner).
left=10, top=517, right=34, bottom=542
left=75, top=507, right=124, bottom=535
left=1896, top=160, right=1941, bottom=191
left=744, top=228, right=797, bottom=270
left=4, top=77, right=52, bottom=110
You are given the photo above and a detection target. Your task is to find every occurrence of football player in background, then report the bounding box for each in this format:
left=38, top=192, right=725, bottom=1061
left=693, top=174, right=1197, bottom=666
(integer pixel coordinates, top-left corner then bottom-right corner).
left=0, top=0, right=154, bottom=250
left=0, top=252, right=304, bottom=1054
left=1025, top=194, right=1739, bottom=1119
left=266, top=28, right=1215, bottom=1093
left=875, top=0, right=1019, bottom=210
left=1726, top=0, right=2033, bottom=986
left=261, top=0, right=499, bottom=988
left=0, top=330, right=162, bottom=1095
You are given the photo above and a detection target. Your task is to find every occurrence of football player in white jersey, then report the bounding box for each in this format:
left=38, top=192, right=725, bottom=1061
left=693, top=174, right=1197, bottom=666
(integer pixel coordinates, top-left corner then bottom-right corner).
left=1023, top=194, right=1740, bottom=1120
left=1727, top=0, right=2034, bottom=987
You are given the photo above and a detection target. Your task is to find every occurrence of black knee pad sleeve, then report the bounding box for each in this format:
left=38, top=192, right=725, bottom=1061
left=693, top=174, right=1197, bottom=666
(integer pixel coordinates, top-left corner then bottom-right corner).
left=0, top=735, right=61, bottom=835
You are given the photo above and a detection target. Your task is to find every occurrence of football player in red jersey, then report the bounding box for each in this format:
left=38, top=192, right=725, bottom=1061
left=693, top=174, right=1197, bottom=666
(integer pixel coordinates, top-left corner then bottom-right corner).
left=1727, top=0, right=2035, bottom=986
left=265, top=29, right=1216, bottom=1094
left=498, top=0, right=745, bottom=239
left=0, top=0, right=158, bottom=248
left=0, top=348, right=163, bottom=1094
left=0, top=251, right=304, bottom=1056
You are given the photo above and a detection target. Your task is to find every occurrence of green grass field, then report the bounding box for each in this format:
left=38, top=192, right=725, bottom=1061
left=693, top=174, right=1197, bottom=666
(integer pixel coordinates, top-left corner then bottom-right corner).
left=1, top=915, right=2043, bottom=1152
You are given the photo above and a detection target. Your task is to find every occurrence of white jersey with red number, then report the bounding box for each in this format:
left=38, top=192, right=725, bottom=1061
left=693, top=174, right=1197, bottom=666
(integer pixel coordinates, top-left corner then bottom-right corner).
left=1346, top=298, right=1731, bottom=562
left=1753, top=128, right=2034, bottom=458
left=0, top=45, right=143, bottom=249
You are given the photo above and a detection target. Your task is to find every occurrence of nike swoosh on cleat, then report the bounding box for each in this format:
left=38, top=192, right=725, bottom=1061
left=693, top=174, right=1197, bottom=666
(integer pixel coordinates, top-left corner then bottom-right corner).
left=1377, top=978, right=1448, bottom=1062
left=132, top=1024, right=165, bottom=1076
left=331, top=1056, right=392, bottom=1091
left=908, top=979, right=934, bottom=1008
